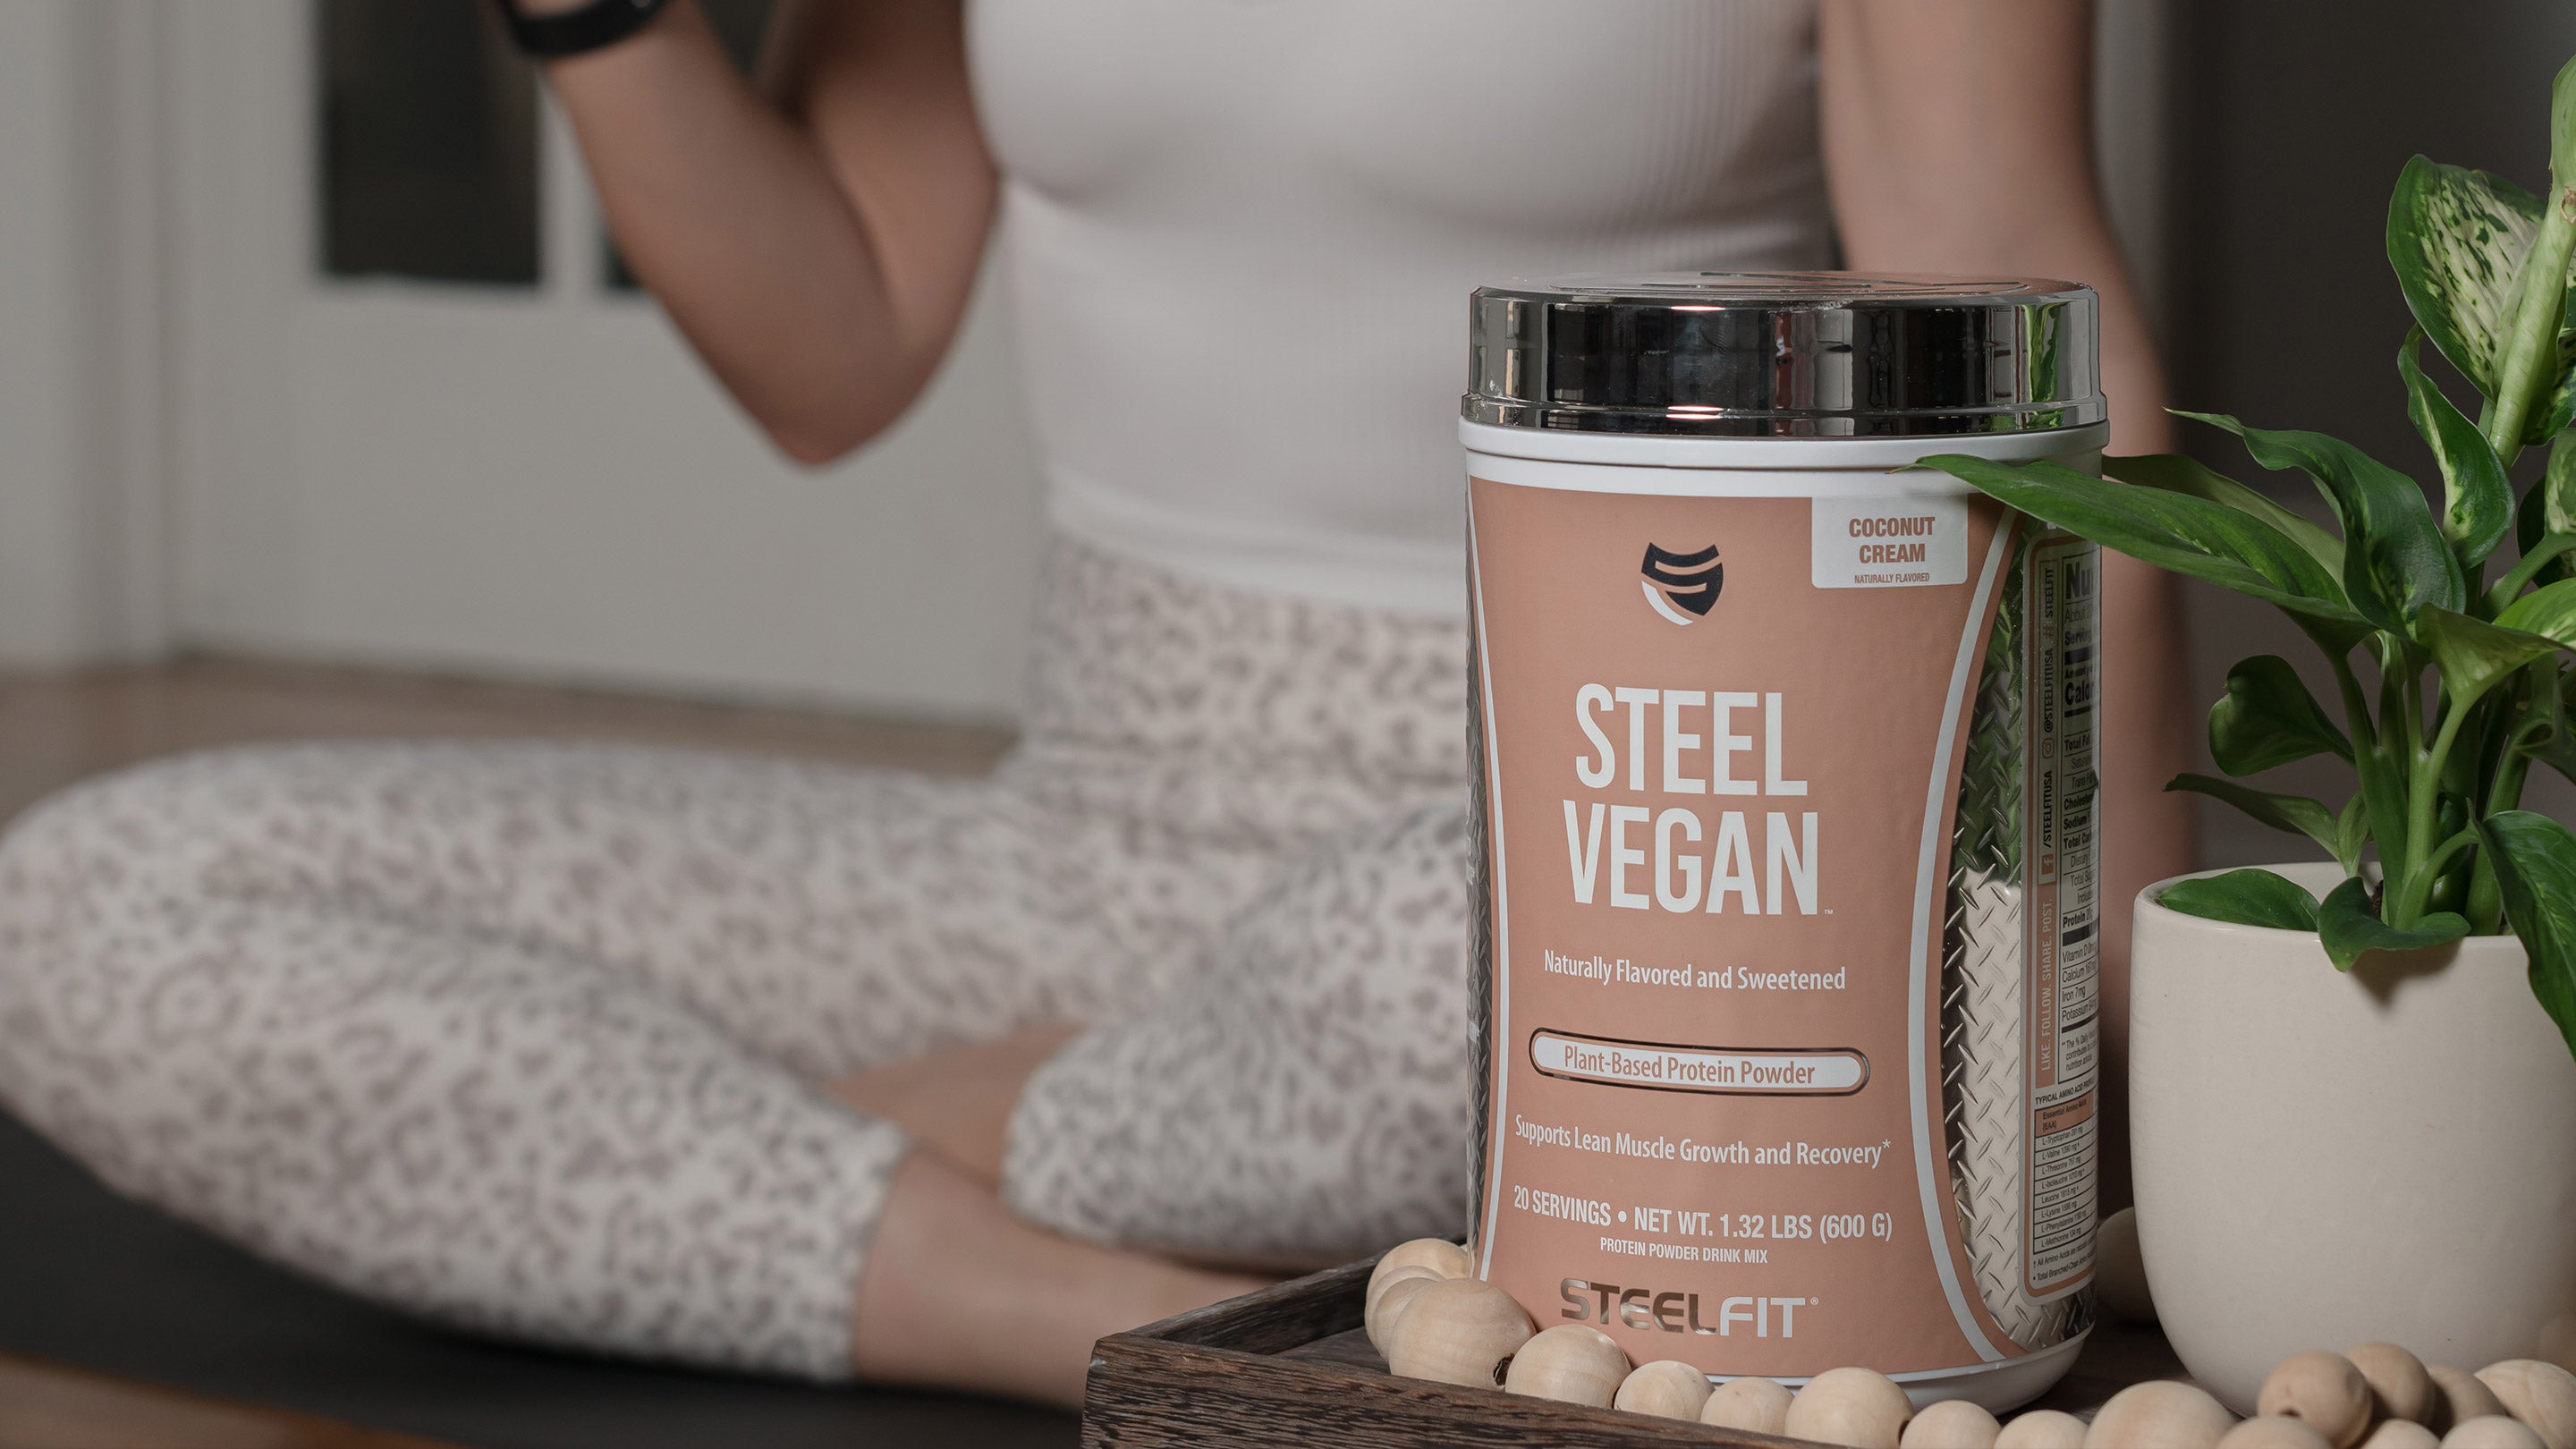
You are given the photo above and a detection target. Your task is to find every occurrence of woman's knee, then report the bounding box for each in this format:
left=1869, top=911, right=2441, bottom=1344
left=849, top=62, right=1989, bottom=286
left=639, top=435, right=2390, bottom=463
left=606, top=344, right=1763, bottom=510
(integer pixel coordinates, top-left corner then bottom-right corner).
left=998, top=803, right=1477, bottom=1255
left=0, top=746, right=320, bottom=918
left=0, top=747, right=360, bottom=1111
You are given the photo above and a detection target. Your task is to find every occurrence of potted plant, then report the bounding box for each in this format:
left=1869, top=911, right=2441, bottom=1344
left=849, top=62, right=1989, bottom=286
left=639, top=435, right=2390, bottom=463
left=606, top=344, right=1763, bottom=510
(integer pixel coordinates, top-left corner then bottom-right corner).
left=1921, top=57, right=2576, bottom=1412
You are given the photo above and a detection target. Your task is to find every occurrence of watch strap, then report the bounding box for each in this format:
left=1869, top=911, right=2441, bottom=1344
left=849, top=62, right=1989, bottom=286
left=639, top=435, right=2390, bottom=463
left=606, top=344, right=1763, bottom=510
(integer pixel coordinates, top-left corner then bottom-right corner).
left=493, top=0, right=677, bottom=60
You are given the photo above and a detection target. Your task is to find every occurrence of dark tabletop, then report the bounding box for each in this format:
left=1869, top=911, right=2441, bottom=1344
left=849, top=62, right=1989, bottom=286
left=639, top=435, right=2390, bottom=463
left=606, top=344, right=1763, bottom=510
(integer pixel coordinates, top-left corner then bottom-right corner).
left=0, top=1109, right=1079, bottom=1449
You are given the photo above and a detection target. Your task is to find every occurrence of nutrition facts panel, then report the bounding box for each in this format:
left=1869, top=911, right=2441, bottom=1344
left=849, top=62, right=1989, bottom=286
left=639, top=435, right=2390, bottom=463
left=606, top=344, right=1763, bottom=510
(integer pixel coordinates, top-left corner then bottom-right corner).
left=2025, top=536, right=2100, bottom=1295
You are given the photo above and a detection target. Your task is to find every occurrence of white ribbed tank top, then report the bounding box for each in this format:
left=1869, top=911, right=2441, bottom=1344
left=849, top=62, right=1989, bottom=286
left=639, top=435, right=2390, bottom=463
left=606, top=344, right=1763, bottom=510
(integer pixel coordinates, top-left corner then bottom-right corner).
left=969, top=0, right=1833, bottom=614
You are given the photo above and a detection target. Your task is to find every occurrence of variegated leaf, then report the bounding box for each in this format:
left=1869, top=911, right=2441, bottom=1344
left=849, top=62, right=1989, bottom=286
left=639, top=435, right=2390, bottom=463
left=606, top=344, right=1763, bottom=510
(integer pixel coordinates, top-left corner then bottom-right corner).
left=2536, top=282, right=2576, bottom=443
left=2545, top=54, right=2576, bottom=441
left=2387, top=157, right=2546, bottom=398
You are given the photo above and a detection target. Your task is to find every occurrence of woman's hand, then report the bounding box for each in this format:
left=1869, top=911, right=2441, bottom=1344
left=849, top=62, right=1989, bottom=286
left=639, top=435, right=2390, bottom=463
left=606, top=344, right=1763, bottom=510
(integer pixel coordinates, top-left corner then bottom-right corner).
left=1821, top=0, right=2198, bottom=1208
left=829, top=1027, right=1275, bottom=1405
left=534, top=0, right=996, bottom=463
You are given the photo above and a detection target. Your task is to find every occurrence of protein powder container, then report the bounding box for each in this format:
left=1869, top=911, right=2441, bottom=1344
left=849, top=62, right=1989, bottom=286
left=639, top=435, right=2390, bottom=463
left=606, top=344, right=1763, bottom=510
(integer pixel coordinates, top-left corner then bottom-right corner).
left=1462, top=273, right=2105, bottom=1411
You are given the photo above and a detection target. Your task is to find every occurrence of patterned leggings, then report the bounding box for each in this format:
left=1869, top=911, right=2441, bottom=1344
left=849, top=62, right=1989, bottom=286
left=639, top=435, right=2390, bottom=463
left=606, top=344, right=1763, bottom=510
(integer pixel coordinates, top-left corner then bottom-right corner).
left=0, top=541, right=1475, bottom=1380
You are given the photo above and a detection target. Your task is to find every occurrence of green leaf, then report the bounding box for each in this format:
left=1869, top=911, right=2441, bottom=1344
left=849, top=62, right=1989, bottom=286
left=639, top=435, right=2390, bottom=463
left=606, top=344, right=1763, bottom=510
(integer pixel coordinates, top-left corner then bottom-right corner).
left=2505, top=436, right=2576, bottom=598
left=2487, top=56, right=2576, bottom=454
left=2427, top=792, right=2478, bottom=917
left=2386, top=155, right=2546, bottom=397
left=2548, top=430, right=2576, bottom=547
left=2399, top=330, right=2515, bottom=569
left=2159, top=869, right=2326, bottom=932
left=1912, top=454, right=2369, bottom=640
left=2159, top=869, right=2323, bottom=931
left=2477, top=809, right=2576, bottom=1060
left=2491, top=227, right=2576, bottom=455
left=2530, top=281, right=2576, bottom=445
left=2481, top=536, right=2576, bottom=614
left=2524, top=670, right=2576, bottom=789
left=2318, top=876, right=2470, bottom=970
left=2515, top=665, right=2576, bottom=792
left=2417, top=606, right=2563, bottom=708
left=2182, top=412, right=2466, bottom=636
left=2496, top=577, right=2576, bottom=644
left=2335, top=792, right=2373, bottom=875
left=2558, top=52, right=2576, bottom=189
left=2207, top=655, right=2351, bottom=775
left=2166, top=775, right=2342, bottom=863
left=2104, top=453, right=2345, bottom=576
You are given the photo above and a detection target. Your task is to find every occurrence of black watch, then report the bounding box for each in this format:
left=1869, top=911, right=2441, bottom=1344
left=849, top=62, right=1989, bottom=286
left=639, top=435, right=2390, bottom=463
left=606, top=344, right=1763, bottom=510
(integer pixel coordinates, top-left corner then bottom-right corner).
left=492, top=0, right=678, bottom=60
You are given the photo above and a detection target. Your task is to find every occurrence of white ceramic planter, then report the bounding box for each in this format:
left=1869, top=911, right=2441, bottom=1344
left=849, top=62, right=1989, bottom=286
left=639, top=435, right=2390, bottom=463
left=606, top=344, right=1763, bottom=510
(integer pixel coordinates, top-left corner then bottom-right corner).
left=2131, top=861, right=2576, bottom=1413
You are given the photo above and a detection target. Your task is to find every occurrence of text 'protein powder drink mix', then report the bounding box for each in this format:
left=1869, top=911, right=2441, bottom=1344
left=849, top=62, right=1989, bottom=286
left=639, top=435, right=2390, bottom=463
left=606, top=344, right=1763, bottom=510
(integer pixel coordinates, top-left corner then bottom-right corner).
left=1462, top=273, right=2106, bottom=1410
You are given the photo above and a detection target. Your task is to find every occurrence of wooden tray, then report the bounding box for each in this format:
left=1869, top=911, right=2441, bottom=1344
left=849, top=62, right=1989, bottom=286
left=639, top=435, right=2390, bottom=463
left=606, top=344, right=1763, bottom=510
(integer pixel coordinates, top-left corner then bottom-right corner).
left=1082, top=1257, right=2183, bottom=1447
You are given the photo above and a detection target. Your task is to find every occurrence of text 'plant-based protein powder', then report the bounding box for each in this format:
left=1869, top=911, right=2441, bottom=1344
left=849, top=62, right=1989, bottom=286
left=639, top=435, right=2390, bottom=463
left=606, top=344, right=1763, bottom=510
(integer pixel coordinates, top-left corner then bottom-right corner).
left=1462, top=273, right=2106, bottom=1411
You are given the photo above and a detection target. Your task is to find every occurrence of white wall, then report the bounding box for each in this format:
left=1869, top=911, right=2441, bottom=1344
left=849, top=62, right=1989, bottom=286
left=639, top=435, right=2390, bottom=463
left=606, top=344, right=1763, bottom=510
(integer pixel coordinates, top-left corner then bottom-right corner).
left=0, top=0, right=169, bottom=666
left=176, top=262, right=1048, bottom=721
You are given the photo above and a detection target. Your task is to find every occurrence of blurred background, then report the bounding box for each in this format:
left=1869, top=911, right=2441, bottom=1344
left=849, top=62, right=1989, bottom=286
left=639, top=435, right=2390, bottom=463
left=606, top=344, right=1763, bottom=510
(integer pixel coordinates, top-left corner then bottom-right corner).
left=0, top=0, right=2557, bottom=792
left=4, top=1, right=2573, bottom=855
left=2, top=0, right=1037, bottom=728
left=0, top=2, right=2572, bottom=1445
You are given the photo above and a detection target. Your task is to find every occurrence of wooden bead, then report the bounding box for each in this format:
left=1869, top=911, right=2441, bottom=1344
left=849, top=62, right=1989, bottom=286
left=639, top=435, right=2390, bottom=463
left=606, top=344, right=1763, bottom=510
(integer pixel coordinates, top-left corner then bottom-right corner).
left=1380, top=1277, right=1531, bottom=1388
left=1784, top=1367, right=1916, bottom=1449
left=2442, top=1418, right=2546, bottom=1449
left=1996, top=1409, right=2092, bottom=1449
left=2219, top=1418, right=2337, bottom=1449
left=2433, top=1367, right=2512, bottom=1432
left=2085, top=1379, right=2235, bottom=1448
left=1902, top=1398, right=2004, bottom=1449
left=2097, top=1207, right=2157, bottom=1324
left=1367, top=1238, right=1470, bottom=1298
left=2359, top=1421, right=2440, bottom=1449
left=1364, top=1241, right=1470, bottom=1355
left=1703, top=1376, right=1795, bottom=1436
left=2260, top=1352, right=2376, bottom=1448
left=1367, top=1262, right=1441, bottom=1309
left=1614, top=1360, right=1712, bottom=1420
left=1500, top=1323, right=1628, bottom=1408
left=2350, top=1343, right=2438, bottom=1426
left=1363, top=1271, right=1439, bottom=1355
left=2476, top=1360, right=2576, bottom=1449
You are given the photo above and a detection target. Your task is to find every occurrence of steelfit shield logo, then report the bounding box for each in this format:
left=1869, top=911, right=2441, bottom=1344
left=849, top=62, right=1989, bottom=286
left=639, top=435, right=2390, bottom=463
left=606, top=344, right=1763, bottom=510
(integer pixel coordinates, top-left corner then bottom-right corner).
left=1640, top=544, right=1722, bottom=625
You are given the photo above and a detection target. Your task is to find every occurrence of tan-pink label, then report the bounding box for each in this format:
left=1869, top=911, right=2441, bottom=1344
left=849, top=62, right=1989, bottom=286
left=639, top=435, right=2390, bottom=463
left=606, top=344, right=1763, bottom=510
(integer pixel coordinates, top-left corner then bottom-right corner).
left=1468, top=474, right=2021, bottom=1377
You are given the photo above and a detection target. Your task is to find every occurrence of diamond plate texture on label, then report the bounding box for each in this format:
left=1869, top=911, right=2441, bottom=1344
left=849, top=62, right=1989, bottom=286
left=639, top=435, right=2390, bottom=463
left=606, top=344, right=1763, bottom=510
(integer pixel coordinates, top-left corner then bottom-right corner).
left=1942, top=542, right=2095, bottom=1352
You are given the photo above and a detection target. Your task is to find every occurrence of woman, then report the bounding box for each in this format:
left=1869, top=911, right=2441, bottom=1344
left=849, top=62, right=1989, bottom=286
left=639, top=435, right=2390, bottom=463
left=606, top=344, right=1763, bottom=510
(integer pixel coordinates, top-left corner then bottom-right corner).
left=0, top=0, right=2191, bottom=1411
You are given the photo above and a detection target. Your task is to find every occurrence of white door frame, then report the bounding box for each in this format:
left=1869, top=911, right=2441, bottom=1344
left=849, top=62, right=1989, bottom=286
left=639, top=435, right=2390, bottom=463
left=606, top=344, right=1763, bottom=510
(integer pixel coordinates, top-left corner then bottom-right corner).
left=0, top=0, right=174, bottom=666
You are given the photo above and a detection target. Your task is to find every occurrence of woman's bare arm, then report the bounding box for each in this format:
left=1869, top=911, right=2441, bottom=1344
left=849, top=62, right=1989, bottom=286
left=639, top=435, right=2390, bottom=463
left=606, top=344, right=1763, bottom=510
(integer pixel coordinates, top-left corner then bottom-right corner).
left=1820, top=1, right=2167, bottom=451
left=1821, top=0, right=2197, bottom=1206
left=533, top=0, right=995, bottom=462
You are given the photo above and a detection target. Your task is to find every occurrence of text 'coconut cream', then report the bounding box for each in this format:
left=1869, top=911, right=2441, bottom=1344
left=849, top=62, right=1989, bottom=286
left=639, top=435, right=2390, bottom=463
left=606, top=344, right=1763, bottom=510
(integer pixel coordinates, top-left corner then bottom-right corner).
left=1462, top=272, right=2106, bottom=1411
